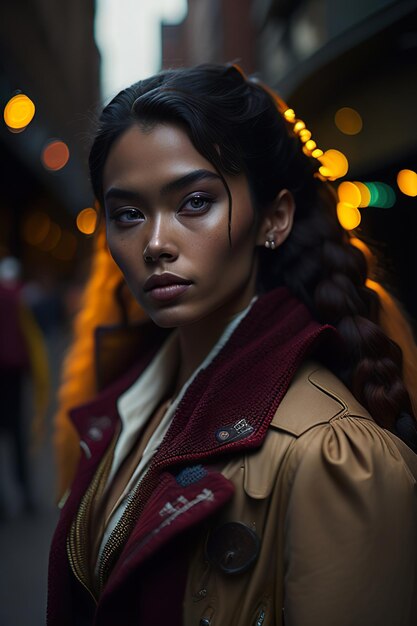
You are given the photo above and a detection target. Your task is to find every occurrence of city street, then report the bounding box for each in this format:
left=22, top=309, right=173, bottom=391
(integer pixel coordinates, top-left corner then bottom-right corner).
left=0, top=330, right=66, bottom=626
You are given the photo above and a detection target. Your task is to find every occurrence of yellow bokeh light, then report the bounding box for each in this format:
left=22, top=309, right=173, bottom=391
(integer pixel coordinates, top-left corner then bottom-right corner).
left=318, top=149, right=349, bottom=181
left=305, top=139, right=317, bottom=151
left=284, top=108, right=296, bottom=121
left=353, top=181, right=371, bottom=207
left=293, top=121, right=305, bottom=133
left=4, top=93, right=35, bottom=131
left=397, top=169, right=417, bottom=197
left=299, top=129, right=311, bottom=142
left=337, top=202, right=361, bottom=230
left=338, top=181, right=361, bottom=207
left=41, top=140, right=70, bottom=171
left=334, top=107, right=363, bottom=135
left=22, top=211, right=51, bottom=245
left=76, top=208, right=98, bottom=235
left=312, top=148, right=323, bottom=158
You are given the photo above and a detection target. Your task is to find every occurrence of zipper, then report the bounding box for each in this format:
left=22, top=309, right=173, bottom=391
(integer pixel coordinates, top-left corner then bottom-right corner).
left=96, top=398, right=178, bottom=592
left=66, top=436, right=117, bottom=602
left=97, top=474, right=144, bottom=592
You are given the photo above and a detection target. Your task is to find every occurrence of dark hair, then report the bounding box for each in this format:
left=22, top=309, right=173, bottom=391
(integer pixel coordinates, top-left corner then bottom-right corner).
left=89, top=63, right=416, bottom=444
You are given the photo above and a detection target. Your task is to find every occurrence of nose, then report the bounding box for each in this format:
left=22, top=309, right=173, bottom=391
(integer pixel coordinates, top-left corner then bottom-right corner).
left=143, top=214, right=178, bottom=264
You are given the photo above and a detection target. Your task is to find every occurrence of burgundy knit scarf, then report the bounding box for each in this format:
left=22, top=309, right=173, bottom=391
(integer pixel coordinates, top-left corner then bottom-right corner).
left=110, top=286, right=343, bottom=563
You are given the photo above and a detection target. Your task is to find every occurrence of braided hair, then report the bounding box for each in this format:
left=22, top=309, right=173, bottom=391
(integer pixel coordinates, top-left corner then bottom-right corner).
left=85, top=63, right=417, bottom=452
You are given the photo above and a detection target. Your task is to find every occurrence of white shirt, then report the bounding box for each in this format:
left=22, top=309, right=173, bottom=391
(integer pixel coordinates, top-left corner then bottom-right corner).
left=95, top=299, right=256, bottom=574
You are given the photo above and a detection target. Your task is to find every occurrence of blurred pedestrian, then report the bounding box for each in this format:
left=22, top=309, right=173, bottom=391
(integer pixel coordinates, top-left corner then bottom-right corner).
left=0, top=256, right=49, bottom=515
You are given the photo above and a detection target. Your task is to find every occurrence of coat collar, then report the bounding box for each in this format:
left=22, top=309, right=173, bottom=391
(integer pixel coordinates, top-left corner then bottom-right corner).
left=67, top=286, right=343, bottom=505
left=70, top=286, right=342, bottom=452
left=54, top=287, right=343, bottom=609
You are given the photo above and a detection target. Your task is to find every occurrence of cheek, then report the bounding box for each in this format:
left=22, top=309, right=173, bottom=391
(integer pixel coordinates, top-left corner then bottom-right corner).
left=106, top=230, right=138, bottom=279
left=228, top=204, right=258, bottom=260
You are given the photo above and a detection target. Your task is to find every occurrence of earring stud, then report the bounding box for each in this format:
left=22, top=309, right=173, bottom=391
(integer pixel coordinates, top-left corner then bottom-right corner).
left=264, top=236, right=276, bottom=250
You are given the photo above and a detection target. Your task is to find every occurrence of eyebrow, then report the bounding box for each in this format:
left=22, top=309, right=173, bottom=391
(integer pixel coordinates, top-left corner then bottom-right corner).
left=104, top=169, right=222, bottom=202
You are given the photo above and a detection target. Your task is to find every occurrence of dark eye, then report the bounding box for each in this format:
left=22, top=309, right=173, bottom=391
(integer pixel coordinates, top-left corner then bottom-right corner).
left=181, top=194, right=213, bottom=213
left=110, top=208, right=144, bottom=224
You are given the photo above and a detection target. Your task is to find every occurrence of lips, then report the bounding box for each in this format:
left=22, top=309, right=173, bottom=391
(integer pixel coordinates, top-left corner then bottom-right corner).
left=143, top=272, right=192, bottom=292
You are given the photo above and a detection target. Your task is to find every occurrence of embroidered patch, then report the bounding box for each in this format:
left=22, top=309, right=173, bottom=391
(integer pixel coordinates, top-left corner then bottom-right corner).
left=215, top=418, right=254, bottom=444
left=175, top=464, right=207, bottom=487
left=159, top=496, right=188, bottom=518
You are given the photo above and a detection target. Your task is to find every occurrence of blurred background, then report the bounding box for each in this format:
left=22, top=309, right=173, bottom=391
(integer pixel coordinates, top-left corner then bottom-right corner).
left=0, top=1, right=416, bottom=624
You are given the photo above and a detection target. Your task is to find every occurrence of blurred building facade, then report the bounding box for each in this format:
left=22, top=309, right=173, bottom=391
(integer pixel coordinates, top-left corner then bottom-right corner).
left=162, top=0, right=257, bottom=72
left=256, top=0, right=417, bottom=319
left=161, top=0, right=417, bottom=323
left=0, top=0, right=100, bottom=279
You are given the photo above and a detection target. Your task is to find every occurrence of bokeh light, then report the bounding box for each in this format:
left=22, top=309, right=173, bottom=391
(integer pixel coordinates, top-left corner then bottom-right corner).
left=397, top=169, right=417, bottom=197
left=41, top=140, right=70, bottom=171
left=364, top=182, right=396, bottom=208
left=337, top=202, right=361, bottom=230
left=76, top=207, right=98, bottom=235
left=284, top=108, right=296, bottom=122
left=338, top=181, right=361, bottom=207
left=305, top=139, right=317, bottom=151
left=353, top=181, right=371, bottom=208
left=334, top=107, right=363, bottom=135
left=293, top=121, right=305, bottom=133
left=4, top=93, right=35, bottom=131
left=312, top=148, right=323, bottom=158
left=318, top=149, right=349, bottom=180
left=299, top=129, right=312, bottom=142
left=22, top=211, right=51, bottom=245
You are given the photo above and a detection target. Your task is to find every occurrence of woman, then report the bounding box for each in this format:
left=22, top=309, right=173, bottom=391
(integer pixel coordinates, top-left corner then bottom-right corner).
left=48, top=64, right=417, bottom=626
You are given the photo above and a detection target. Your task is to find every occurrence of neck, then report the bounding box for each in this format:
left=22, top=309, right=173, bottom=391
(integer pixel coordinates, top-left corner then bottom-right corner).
left=174, top=288, right=256, bottom=394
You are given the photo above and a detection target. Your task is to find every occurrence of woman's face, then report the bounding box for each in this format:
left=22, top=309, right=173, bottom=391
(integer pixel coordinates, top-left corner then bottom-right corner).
left=102, top=122, right=263, bottom=329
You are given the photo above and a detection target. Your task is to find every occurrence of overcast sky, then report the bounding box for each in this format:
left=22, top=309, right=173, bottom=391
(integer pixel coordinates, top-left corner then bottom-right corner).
left=95, top=0, right=188, bottom=102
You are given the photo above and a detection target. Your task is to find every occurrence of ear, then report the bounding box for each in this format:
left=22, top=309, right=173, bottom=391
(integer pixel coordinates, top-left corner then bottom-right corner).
left=256, top=189, right=295, bottom=248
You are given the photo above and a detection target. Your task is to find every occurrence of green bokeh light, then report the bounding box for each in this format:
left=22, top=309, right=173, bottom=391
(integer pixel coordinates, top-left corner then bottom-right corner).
left=363, top=182, right=395, bottom=208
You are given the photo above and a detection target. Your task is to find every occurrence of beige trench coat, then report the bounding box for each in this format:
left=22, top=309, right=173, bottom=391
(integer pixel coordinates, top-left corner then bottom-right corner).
left=184, top=361, right=417, bottom=626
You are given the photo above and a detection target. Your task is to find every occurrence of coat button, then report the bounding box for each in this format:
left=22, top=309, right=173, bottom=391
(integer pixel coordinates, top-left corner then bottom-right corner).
left=205, top=521, right=260, bottom=574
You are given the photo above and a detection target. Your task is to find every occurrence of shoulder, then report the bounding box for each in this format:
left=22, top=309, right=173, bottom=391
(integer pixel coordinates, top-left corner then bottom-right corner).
left=273, top=364, right=417, bottom=626
left=271, top=360, right=372, bottom=435
left=268, top=360, right=417, bottom=482
left=235, top=360, right=417, bottom=504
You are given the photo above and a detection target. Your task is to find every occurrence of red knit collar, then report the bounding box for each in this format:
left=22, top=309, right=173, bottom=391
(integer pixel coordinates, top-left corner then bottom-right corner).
left=103, top=285, right=343, bottom=592
left=71, top=286, right=343, bottom=456
left=63, top=286, right=343, bottom=605
left=147, top=286, right=342, bottom=468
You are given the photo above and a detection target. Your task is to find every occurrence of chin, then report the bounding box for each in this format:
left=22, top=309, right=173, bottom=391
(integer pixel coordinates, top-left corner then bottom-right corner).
left=146, top=304, right=209, bottom=329
left=146, top=308, right=191, bottom=329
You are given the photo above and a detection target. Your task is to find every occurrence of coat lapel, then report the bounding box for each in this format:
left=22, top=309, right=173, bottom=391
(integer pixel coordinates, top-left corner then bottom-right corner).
left=95, top=289, right=341, bottom=597
left=49, top=286, right=343, bottom=619
left=103, top=466, right=234, bottom=598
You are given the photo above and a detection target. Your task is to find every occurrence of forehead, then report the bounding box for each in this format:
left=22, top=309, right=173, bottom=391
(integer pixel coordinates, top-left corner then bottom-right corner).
left=102, top=123, right=217, bottom=191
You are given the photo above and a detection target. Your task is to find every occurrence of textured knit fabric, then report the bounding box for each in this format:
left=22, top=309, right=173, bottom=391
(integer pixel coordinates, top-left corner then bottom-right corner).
left=94, top=299, right=256, bottom=577
left=47, top=286, right=342, bottom=625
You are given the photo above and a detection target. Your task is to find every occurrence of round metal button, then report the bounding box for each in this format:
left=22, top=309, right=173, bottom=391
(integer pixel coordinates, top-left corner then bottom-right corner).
left=205, top=521, right=260, bottom=575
